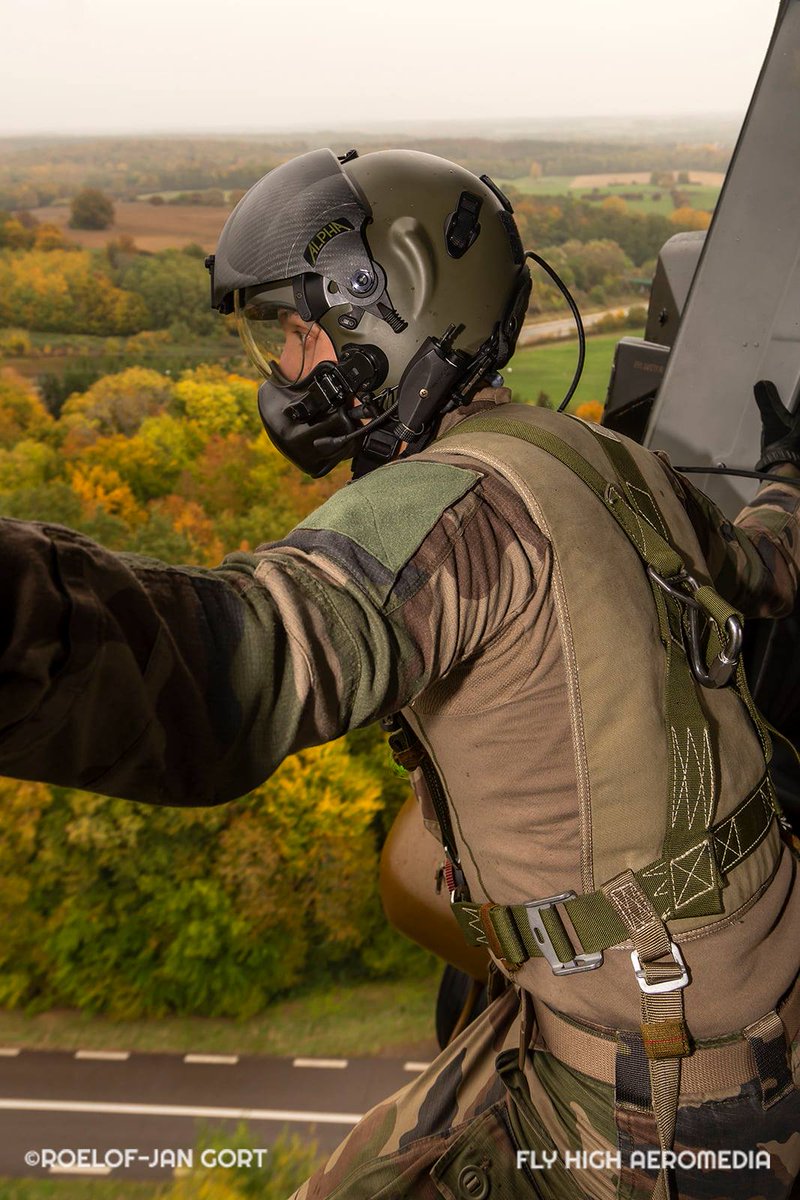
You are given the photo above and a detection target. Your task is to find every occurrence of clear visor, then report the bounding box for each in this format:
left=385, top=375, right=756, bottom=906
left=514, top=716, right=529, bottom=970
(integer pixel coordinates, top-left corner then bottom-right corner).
left=235, top=289, right=336, bottom=385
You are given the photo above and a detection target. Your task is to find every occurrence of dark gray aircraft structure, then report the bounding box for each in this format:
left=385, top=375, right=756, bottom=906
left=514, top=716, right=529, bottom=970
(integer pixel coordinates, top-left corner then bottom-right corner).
left=604, top=0, right=800, bottom=826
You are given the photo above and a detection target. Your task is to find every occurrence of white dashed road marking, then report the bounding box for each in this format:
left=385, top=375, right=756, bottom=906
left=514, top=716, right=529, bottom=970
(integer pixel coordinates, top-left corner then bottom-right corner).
left=292, top=1057, right=348, bottom=1069
left=403, top=1061, right=431, bottom=1072
left=49, top=1165, right=111, bottom=1176
left=75, top=1050, right=130, bottom=1061
left=183, top=1054, right=239, bottom=1065
left=0, top=1049, right=20, bottom=1057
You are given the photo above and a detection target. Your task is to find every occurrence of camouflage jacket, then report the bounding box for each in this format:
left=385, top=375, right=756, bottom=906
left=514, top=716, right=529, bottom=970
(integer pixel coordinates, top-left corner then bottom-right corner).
left=0, top=394, right=798, bottom=811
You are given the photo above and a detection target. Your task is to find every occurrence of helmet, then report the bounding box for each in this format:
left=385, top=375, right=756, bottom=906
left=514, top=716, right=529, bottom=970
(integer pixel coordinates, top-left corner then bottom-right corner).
left=207, top=148, right=531, bottom=476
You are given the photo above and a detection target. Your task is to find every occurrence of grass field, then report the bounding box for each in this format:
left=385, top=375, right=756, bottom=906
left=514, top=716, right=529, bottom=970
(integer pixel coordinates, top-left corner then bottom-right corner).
left=0, top=974, right=441, bottom=1059
left=499, top=172, right=721, bottom=217
left=505, top=330, right=638, bottom=410
left=30, top=202, right=231, bottom=253
left=0, top=1181, right=159, bottom=1200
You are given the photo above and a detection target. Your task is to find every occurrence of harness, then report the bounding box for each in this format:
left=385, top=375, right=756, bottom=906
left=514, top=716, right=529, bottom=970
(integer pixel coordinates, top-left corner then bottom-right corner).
left=385, top=412, right=793, bottom=1200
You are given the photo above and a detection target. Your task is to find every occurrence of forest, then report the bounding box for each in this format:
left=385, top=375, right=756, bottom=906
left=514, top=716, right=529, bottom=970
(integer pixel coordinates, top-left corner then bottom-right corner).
left=0, top=361, right=429, bottom=1017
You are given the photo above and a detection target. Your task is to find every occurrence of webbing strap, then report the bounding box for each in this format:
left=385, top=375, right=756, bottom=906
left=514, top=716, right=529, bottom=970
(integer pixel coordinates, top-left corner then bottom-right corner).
left=382, top=712, right=462, bottom=868
left=440, top=413, right=738, bottom=867
left=451, top=773, right=775, bottom=963
left=604, top=872, right=687, bottom=1200
left=441, top=414, right=685, bottom=577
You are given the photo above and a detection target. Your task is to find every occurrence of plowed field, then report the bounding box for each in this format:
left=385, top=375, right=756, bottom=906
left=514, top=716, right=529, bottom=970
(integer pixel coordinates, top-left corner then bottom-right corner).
left=31, top=201, right=231, bottom=252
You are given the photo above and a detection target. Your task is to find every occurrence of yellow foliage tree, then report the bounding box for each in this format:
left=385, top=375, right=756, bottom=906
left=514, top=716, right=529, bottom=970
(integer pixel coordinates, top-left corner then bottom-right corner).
left=70, top=463, right=145, bottom=527
left=0, top=368, right=52, bottom=448
left=153, top=495, right=224, bottom=565
left=78, top=414, right=202, bottom=502
left=174, top=366, right=261, bottom=439
left=670, top=206, right=712, bottom=231
left=0, top=777, right=53, bottom=1007
left=575, top=400, right=605, bottom=424
left=601, top=195, right=628, bottom=216
left=0, top=438, right=58, bottom=491
left=33, top=223, right=66, bottom=251
left=0, top=249, right=147, bottom=334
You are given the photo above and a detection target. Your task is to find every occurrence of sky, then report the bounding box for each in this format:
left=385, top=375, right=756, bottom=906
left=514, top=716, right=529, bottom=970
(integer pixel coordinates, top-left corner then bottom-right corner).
left=0, top=0, right=783, bottom=136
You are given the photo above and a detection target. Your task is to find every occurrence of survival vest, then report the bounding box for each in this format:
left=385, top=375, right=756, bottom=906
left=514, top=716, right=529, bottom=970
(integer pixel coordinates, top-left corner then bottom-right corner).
left=384, top=404, right=793, bottom=1199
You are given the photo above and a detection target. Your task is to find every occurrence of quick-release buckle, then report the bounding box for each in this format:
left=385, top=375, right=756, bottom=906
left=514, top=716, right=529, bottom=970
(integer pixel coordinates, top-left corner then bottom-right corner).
left=523, top=892, right=604, bottom=976
left=647, top=567, right=743, bottom=689
left=630, top=941, right=689, bottom=994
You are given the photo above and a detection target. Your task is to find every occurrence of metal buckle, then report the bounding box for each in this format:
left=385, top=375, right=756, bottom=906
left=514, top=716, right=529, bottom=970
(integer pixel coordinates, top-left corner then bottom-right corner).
left=630, top=942, right=689, bottom=994
left=647, top=568, right=743, bottom=689
left=523, top=891, right=604, bottom=976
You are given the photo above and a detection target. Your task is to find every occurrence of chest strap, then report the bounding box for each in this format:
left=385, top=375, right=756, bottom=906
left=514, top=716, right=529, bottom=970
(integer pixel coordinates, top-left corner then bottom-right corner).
left=450, top=772, right=776, bottom=969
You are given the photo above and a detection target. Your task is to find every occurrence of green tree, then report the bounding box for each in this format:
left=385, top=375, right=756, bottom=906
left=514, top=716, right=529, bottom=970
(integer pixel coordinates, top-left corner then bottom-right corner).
left=69, top=188, right=115, bottom=230
left=120, top=249, right=217, bottom=335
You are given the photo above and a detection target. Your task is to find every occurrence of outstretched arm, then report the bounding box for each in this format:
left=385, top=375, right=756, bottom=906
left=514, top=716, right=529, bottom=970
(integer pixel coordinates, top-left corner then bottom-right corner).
left=0, top=459, right=540, bottom=806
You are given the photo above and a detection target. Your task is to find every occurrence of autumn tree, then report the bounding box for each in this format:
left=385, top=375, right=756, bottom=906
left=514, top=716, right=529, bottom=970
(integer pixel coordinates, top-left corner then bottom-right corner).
left=0, top=368, right=52, bottom=447
left=671, top=206, right=712, bottom=231
left=0, top=249, right=148, bottom=336
left=69, top=188, right=115, bottom=230
left=60, top=366, right=175, bottom=443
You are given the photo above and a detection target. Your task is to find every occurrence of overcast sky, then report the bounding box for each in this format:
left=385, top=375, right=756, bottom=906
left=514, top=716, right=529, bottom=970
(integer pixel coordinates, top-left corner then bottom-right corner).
left=0, top=0, right=782, bottom=135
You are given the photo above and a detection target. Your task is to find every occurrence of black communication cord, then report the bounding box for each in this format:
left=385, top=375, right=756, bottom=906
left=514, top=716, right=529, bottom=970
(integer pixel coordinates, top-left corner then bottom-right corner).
left=674, top=464, right=800, bottom=490
left=525, top=251, right=586, bottom=413
left=314, top=396, right=400, bottom=453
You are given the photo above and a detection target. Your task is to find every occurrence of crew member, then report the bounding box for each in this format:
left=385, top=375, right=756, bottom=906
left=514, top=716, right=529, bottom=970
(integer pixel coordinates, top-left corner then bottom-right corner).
left=1, top=148, right=799, bottom=1199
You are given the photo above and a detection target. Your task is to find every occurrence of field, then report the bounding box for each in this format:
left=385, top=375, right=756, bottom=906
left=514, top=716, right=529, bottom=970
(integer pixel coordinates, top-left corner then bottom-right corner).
left=0, top=975, right=440, bottom=1058
left=499, top=171, right=722, bottom=217
left=504, top=330, right=637, bottom=410
left=569, top=170, right=724, bottom=188
left=30, top=201, right=231, bottom=252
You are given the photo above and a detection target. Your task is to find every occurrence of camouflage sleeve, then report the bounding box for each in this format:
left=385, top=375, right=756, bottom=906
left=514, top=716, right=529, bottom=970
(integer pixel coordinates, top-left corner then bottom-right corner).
left=0, top=460, right=543, bottom=806
left=655, top=454, right=800, bottom=618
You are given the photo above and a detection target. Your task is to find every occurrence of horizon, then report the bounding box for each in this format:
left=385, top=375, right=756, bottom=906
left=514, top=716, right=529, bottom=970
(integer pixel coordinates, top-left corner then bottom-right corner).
left=0, top=113, right=743, bottom=144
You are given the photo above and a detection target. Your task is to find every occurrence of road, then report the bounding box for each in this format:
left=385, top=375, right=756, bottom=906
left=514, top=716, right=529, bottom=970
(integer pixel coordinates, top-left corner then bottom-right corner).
left=517, top=306, right=633, bottom=347
left=0, top=1047, right=432, bottom=1180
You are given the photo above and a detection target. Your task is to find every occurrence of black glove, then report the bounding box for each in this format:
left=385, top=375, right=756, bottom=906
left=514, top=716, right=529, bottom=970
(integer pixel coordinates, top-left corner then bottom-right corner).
left=754, top=379, right=800, bottom=472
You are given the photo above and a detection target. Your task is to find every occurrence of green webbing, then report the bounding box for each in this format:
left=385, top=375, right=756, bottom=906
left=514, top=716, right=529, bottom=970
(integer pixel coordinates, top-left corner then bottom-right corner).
left=452, top=774, right=775, bottom=964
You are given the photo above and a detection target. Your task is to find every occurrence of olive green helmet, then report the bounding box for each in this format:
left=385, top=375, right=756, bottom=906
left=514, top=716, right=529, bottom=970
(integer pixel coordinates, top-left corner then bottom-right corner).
left=208, top=148, right=531, bottom=476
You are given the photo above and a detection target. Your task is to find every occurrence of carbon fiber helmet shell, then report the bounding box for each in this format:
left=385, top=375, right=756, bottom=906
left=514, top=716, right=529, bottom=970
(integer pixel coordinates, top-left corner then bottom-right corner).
left=211, top=148, right=527, bottom=394
left=211, top=148, right=374, bottom=313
